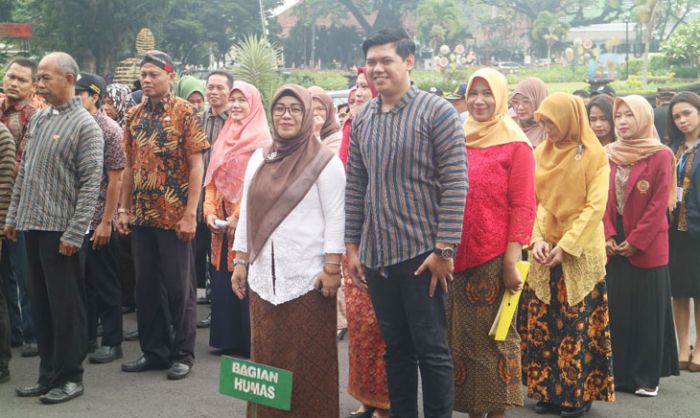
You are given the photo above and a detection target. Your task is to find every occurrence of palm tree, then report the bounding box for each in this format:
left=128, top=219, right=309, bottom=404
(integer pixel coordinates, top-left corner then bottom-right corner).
left=531, top=11, right=570, bottom=65
left=233, top=35, right=280, bottom=116
left=416, top=0, right=465, bottom=55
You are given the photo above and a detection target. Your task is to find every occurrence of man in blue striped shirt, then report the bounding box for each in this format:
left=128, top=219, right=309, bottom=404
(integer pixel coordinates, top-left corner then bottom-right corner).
left=5, top=52, right=104, bottom=404
left=345, top=28, right=468, bottom=418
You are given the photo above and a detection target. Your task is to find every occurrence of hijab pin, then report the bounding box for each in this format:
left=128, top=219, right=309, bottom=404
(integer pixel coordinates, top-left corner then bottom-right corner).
left=575, top=144, right=583, bottom=161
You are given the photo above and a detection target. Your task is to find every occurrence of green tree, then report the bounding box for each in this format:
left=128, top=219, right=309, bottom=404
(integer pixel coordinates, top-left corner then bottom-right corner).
left=416, top=0, right=466, bottom=54
left=660, top=17, right=700, bottom=66
left=475, top=1, right=625, bottom=26
left=530, top=11, right=570, bottom=64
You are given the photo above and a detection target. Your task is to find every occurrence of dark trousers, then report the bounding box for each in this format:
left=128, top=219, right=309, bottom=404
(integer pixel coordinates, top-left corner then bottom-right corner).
left=0, top=261, right=10, bottom=371
left=1, top=233, right=35, bottom=344
left=82, top=234, right=123, bottom=347
left=131, top=227, right=196, bottom=366
left=116, top=234, right=135, bottom=308
left=24, top=231, right=87, bottom=386
left=194, top=222, right=210, bottom=290
left=366, top=253, right=454, bottom=418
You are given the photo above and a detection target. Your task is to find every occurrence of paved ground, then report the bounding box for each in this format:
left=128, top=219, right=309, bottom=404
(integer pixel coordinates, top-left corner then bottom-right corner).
left=2, top=303, right=699, bottom=418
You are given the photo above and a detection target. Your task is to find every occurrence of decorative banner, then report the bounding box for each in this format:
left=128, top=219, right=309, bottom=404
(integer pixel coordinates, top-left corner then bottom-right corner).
left=220, top=356, right=293, bottom=411
left=454, top=44, right=465, bottom=55
left=438, top=56, right=449, bottom=67
left=0, top=23, right=32, bottom=38
left=582, top=38, right=593, bottom=49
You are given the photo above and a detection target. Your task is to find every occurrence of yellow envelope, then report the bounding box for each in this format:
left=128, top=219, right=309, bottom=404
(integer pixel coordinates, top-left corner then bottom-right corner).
left=488, top=261, right=530, bottom=341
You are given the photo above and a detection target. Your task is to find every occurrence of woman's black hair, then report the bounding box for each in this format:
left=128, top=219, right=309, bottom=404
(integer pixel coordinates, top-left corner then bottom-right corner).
left=666, top=91, right=700, bottom=145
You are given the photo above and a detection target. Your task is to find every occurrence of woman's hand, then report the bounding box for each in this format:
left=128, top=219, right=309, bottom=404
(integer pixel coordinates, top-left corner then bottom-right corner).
left=503, top=262, right=523, bottom=294
left=314, top=269, right=341, bottom=298
left=226, top=216, right=238, bottom=242
left=206, top=214, right=224, bottom=235
left=605, top=238, right=618, bottom=257
left=616, top=240, right=638, bottom=257
left=231, top=264, right=248, bottom=300
left=543, top=245, right=564, bottom=268
left=532, top=240, right=551, bottom=264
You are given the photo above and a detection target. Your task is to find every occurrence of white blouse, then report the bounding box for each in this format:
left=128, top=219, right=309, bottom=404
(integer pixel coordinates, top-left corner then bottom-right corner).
left=233, top=149, right=346, bottom=305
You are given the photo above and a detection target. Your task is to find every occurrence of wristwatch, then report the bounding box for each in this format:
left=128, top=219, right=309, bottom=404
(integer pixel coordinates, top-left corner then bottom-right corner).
left=117, top=208, right=128, bottom=215
left=433, top=247, right=455, bottom=259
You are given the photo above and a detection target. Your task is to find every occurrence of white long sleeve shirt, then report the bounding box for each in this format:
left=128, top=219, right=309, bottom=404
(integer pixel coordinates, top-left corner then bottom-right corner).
left=233, top=149, right=346, bottom=305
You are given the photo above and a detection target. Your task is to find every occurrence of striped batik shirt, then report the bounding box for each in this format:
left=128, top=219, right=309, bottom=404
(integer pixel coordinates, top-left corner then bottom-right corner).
left=6, top=97, right=104, bottom=247
left=345, top=85, right=468, bottom=269
left=0, top=123, right=16, bottom=238
left=198, top=107, right=229, bottom=219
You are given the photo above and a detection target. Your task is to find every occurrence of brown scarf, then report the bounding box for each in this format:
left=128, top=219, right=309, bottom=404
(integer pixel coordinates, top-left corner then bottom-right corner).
left=312, top=92, right=341, bottom=140
left=246, top=85, right=335, bottom=261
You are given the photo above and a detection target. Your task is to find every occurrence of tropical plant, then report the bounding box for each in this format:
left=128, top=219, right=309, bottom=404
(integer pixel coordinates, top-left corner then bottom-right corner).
left=416, top=0, right=466, bottom=54
left=530, top=11, right=570, bottom=64
left=233, top=34, right=281, bottom=114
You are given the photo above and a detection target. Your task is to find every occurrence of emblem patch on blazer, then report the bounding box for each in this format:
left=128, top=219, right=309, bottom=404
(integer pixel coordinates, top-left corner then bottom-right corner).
left=636, top=179, right=650, bottom=194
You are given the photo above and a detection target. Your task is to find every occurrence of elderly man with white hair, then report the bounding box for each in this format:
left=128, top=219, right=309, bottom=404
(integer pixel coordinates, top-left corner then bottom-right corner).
left=5, top=51, right=104, bottom=404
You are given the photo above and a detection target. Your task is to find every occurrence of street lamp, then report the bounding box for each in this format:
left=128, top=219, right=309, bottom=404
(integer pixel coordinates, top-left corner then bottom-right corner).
left=625, top=11, right=630, bottom=79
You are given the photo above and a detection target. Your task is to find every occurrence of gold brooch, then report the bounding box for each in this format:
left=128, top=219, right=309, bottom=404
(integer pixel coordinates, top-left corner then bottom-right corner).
left=636, top=179, right=650, bottom=194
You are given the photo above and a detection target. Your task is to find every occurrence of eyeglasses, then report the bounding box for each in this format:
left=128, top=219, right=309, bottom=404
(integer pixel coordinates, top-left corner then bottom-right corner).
left=272, top=105, right=303, bottom=117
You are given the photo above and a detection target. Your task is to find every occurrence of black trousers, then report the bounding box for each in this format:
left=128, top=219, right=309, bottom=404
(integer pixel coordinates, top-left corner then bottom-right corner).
left=24, top=231, right=87, bottom=386
left=82, top=234, right=123, bottom=347
left=131, top=227, right=196, bottom=366
left=194, top=222, right=210, bottom=289
left=366, top=253, right=454, bottom=418
left=0, top=259, right=11, bottom=371
left=116, top=234, right=135, bottom=308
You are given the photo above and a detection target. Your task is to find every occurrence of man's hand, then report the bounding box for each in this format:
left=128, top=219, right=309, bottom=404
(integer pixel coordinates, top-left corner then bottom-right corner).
left=415, top=252, right=454, bottom=297
left=231, top=264, right=248, bottom=300
left=116, top=212, right=130, bottom=236
left=4, top=225, right=17, bottom=241
left=59, top=241, right=80, bottom=256
left=175, top=212, right=197, bottom=241
left=345, top=244, right=367, bottom=291
left=532, top=240, right=551, bottom=264
left=91, top=222, right=112, bottom=250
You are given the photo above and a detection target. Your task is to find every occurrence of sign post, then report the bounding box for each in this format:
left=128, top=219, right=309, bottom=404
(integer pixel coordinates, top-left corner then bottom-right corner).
left=219, top=356, right=293, bottom=416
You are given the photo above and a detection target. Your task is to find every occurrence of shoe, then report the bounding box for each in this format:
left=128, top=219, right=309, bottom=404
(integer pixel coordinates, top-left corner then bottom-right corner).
left=345, top=408, right=375, bottom=418
left=121, top=356, right=169, bottom=373
left=0, top=369, right=9, bottom=384
left=39, top=381, right=84, bottom=404
left=688, top=361, right=700, bottom=372
left=166, top=362, right=191, bottom=380
left=89, top=345, right=123, bottom=364
left=197, top=313, right=211, bottom=328
left=15, top=383, right=50, bottom=397
left=534, top=401, right=561, bottom=414
left=196, top=296, right=211, bottom=305
left=21, top=343, right=39, bottom=357
left=87, top=339, right=98, bottom=354
left=560, top=401, right=592, bottom=418
left=10, top=339, right=22, bottom=348
left=123, top=329, right=139, bottom=341
left=635, top=387, right=659, bottom=397
left=122, top=305, right=136, bottom=314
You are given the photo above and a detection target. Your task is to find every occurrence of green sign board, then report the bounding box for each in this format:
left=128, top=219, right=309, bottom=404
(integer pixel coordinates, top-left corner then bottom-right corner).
left=219, top=356, right=293, bottom=411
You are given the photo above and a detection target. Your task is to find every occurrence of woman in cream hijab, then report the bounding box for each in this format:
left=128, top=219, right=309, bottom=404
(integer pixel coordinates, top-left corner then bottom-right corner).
left=524, top=93, right=615, bottom=418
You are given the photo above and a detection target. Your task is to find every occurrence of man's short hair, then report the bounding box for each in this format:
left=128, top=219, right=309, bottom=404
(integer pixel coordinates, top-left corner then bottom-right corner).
left=362, top=27, right=416, bottom=60
left=6, top=57, right=38, bottom=81
left=43, top=52, right=79, bottom=80
left=206, top=70, right=234, bottom=89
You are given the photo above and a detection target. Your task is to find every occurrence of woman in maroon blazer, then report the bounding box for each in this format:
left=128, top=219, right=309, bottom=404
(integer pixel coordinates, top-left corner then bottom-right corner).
left=603, top=95, right=679, bottom=397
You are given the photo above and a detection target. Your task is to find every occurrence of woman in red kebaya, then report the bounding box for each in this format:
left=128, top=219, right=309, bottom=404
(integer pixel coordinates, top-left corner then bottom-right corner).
left=448, top=67, right=536, bottom=418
